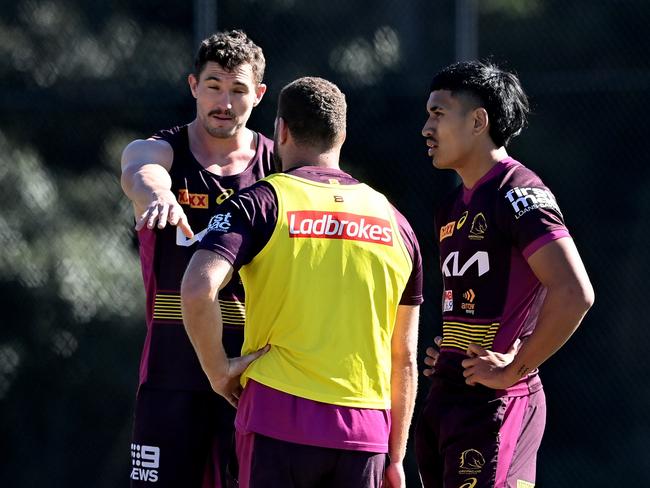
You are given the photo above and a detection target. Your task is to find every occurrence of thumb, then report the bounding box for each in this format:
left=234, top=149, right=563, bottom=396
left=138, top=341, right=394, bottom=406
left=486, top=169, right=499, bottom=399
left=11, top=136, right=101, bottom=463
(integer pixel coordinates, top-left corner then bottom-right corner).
left=434, top=336, right=443, bottom=347
left=466, top=343, right=487, bottom=357
left=508, top=338, right=522, bottom=356
left=231, top=345, right=270, bottom=375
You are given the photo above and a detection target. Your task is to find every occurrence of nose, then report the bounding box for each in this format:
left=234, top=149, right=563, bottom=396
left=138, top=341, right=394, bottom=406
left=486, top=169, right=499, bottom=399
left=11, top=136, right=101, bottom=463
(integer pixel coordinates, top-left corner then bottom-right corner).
left=422, top=119, right=433, bottom=138
left=216, top=91, right=233, bottom=111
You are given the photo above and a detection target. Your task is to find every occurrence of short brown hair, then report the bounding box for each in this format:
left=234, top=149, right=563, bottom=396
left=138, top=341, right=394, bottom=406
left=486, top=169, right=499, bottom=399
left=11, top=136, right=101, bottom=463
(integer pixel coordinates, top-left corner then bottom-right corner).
left=277, top=77, right=347, bottom=151
left=194, top=29, right=265, bottom=84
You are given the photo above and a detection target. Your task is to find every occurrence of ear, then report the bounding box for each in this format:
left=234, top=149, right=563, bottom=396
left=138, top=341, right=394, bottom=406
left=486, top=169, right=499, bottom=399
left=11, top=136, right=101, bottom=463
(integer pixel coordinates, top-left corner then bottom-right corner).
left=253, top=83, right=267, bottom=107
left=188, top=74, right=199, bottom=99
left=472, top=108, right=489, bottom=136
left=276, top=117, right=289, bottom=145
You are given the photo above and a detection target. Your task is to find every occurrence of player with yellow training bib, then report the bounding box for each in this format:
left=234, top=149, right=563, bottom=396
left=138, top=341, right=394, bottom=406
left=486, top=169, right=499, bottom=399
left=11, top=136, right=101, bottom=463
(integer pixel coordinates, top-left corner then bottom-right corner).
left=182, top=77, right=423, bottom=488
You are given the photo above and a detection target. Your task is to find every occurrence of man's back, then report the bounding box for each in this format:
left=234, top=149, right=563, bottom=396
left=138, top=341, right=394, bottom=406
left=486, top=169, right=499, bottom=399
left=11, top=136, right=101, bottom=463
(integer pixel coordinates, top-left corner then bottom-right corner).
left=238, top=172, right=413, bottom=408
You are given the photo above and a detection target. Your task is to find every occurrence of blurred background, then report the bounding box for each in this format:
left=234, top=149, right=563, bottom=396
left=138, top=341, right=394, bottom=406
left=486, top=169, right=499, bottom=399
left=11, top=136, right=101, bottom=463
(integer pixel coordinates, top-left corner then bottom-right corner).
left=0, top=0, right=648, bottom=486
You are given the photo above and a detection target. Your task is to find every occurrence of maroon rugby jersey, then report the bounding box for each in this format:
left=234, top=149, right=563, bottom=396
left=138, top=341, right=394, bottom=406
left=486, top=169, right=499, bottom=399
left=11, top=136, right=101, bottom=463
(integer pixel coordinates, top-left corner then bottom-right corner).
left=137, top=125, right=274, bottom=390
left=435, top=158, right=570, bottom=378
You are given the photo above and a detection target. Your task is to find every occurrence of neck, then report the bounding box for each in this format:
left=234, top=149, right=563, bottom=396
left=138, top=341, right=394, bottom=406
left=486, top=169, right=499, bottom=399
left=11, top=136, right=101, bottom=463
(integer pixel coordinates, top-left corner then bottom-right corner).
left=282, top=148, right=341, bottom=172
left=187, top=119, right=254, bottom=164
left=456, top=146, right=509, bottom=189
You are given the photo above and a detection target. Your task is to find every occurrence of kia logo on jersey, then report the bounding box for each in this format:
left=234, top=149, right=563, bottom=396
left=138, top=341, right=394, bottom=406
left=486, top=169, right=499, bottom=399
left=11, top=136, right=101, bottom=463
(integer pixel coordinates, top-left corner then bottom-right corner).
left=442, top=251, right=490, bottom=277
left=288, top=210, right=393, bottom=245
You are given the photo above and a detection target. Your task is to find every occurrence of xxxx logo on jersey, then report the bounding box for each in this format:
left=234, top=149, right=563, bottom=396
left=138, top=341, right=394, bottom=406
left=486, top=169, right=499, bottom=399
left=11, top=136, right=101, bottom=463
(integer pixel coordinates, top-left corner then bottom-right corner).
left=178, top=189, right=209, bottom=209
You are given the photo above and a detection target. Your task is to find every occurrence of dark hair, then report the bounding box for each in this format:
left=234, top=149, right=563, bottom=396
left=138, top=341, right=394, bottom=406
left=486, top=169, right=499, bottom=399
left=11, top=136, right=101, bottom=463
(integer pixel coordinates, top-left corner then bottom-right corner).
left=277, top=77, right=347, bottom=151
left=194, top=29, right=265, bottom=84
left=429, top=61, right=530, bottom=147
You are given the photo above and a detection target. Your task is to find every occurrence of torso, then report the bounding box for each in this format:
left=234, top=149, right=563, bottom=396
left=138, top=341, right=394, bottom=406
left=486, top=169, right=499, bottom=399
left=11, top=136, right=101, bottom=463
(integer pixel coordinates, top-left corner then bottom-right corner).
left=435, top=158, right=569, bottom=379
left=137, top=124, right=274, bottom=390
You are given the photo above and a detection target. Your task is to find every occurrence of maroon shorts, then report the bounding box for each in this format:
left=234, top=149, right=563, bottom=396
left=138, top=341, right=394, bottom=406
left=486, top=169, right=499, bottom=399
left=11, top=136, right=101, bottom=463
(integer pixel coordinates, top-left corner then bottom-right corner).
left=236, top=431, right=387, bottom=488
left=415, top=369, right=546, bottom=488
left=130, top=386, right=237, bottom=488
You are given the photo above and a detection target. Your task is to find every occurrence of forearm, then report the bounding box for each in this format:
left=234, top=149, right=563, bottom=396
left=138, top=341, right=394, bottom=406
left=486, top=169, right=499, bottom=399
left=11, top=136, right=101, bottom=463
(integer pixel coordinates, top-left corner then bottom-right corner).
left=181, top=252, right=234, bottom=390
left=121, top=164, right=174, bottom=211
left=182, top=294, right=229, bottom=387
left=388, top=354, right=417, bottom=462
left=505, top=282, right=593, bottom=381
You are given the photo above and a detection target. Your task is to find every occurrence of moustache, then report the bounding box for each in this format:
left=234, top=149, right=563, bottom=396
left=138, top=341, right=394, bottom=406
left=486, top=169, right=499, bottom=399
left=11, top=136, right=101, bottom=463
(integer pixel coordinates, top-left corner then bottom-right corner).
left=208, top=109, right=235, bottom=118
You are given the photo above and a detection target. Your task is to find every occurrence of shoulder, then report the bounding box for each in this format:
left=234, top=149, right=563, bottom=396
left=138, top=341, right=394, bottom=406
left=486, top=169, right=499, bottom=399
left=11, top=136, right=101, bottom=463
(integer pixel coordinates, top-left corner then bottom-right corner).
left=390, top=205, right=417, bottom=239
left=120, top=137, right=174, bottom=172
left=496, top=160, right=563, bottom=217
left=390, top=204, right=421, bottom=259
left=228, top=180, right=278, bottom=213
left=151, top=124, right=187, bottom=144
left=256, top=132, right=274, bottom=151
left=254, top=132, right=275, bottom=176
left=497, top=160, right=549, bottom=192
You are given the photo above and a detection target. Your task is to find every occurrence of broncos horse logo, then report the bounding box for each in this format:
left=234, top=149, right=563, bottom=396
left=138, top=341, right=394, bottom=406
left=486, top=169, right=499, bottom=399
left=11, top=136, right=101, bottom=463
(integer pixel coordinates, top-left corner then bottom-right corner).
left=459, top=448, right=486, bottom=474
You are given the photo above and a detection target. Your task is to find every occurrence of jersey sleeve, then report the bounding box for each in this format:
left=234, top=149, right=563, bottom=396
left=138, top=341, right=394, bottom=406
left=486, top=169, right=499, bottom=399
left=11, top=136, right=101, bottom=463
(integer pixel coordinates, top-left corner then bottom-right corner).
left=497, top=168, right=571, bottom=259
left=198, top=181, right=278, bottom=270
left=391, top=206, right=424, bottom=306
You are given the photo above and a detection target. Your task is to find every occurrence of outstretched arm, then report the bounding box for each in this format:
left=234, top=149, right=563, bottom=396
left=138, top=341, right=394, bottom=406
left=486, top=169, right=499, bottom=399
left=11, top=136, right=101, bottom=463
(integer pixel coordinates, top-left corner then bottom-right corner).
left=181, top=250, right=267, bottom=407
left=120, top=138, right=193, bottom=237
left=462, top=237, right=594, bottom=389
left=385, top=305, right=419, bottom=488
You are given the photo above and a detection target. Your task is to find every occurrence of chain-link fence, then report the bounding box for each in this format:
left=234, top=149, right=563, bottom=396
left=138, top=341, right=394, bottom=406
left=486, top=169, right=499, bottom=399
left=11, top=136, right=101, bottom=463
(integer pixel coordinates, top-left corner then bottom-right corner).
left=0, top=0, right=648, bottom=486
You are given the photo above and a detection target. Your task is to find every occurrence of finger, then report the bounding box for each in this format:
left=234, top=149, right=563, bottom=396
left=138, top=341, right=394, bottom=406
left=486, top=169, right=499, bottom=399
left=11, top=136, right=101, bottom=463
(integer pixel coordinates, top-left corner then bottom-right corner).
left=423, top=356, right=436, bottom=367
left=462, top=364, right=475, bottom=377
left=167, top=206, right=180, bottom=226
left=227, top=395, right=238, bottom=409
left=146, top=206, right=160, bottom=229
left=177, top=214, right=194, bottom=238
left=434, top=336, right=443, bottom=347
left=466, top=343, right=486, bottom=358
left=157, top=205, right=170, bottom=229
left=461, top=357, right=477, bottom=368
left=425, top=346, right=439, bottom=358
left=135, top=209, right=151, bottom=231
left=423, top=368, right=434, bottom=377
left=508, top=338, right=522, bottom=355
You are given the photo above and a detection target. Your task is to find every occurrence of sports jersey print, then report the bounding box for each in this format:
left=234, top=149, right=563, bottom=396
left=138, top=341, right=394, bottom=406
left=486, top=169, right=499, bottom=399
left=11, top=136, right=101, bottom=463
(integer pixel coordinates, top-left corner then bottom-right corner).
left=199, top=165, right=423, bottom=452
left=199, top=166, right=423, bottom=306
left=435, top=158, right=569, bottom=364
left=137, top=125, right=274, bottom=390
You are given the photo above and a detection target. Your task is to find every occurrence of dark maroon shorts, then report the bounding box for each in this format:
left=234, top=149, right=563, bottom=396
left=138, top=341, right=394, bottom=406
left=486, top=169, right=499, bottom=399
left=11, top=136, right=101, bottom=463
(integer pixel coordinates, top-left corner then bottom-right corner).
left=130, top=386, right=237, bottom=488
left=415, top=364, right=545, bottom=488
left=236, top=431, right=387, bottom=488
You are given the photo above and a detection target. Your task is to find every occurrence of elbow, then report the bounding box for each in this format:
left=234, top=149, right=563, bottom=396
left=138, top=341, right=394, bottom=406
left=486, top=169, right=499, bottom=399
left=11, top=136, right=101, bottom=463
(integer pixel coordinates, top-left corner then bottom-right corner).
left=392, top=349, right=418, bottom=372
left=582, top=282, right=595, bottom=312
left=120, top=170, right=133, bottom=196
left=563, top=278, right=595, bottom=316
left=575, top=275, right=595, bottom=313
left=180, top=273, right=212, bottom=310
